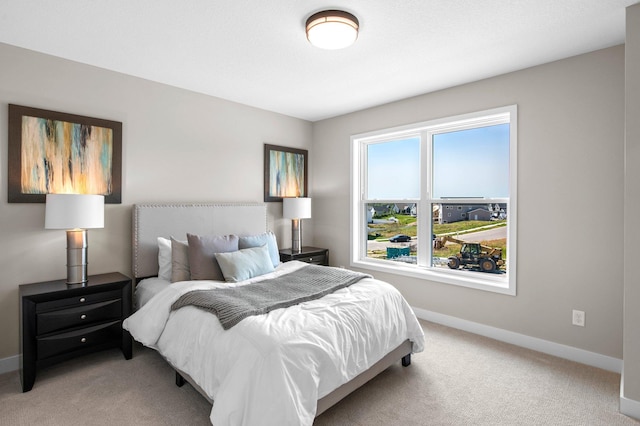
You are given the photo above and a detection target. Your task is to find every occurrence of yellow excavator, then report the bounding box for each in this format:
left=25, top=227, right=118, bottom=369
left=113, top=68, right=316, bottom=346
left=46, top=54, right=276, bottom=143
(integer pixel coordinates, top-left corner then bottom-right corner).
left=435, top=235, right=504, bottom=273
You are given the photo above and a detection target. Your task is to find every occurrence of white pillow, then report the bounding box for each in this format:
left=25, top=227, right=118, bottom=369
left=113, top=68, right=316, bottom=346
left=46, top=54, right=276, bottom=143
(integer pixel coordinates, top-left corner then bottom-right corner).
left=157, top=237, right=172, bottom=281
left=158, top=237, right=189, bottom=282
left=214, top=244, right=275, bottom=283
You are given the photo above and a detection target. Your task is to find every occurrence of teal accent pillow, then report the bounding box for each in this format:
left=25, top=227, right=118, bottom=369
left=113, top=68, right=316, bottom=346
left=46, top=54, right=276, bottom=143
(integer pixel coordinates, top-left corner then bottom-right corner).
left=215, top=244, right=275, bottom=283
left=239, top=232, right=280, bottom=268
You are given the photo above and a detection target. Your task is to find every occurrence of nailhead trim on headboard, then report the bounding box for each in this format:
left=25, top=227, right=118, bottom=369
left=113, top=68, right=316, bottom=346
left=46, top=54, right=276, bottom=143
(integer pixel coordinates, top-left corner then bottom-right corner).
left=132, top=202, right=268, bottom=280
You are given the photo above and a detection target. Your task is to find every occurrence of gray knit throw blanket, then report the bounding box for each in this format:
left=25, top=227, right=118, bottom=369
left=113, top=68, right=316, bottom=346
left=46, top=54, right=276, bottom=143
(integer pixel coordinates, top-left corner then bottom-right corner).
left=171, top=265, right=372, bottom=330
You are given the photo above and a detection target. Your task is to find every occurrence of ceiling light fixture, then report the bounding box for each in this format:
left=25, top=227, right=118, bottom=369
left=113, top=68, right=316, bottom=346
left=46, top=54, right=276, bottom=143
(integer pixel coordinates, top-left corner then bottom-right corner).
left=306, top=10, right=359, bottom=50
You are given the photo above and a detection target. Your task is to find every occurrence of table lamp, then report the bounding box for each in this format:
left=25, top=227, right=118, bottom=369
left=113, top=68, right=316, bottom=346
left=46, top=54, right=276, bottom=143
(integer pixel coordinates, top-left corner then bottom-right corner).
left=283, top=197, right=312, bottom=254
left=45, top=194, right=104, bottom=285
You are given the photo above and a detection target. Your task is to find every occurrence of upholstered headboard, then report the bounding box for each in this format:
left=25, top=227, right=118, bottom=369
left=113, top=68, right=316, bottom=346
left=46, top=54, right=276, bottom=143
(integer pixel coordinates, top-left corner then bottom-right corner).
left=132, top=202, right=268, bottom=280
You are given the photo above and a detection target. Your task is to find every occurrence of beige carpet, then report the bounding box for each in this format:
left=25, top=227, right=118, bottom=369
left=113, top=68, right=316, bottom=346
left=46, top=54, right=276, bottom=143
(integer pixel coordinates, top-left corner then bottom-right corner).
left=1, top=320, right=636, bottom=426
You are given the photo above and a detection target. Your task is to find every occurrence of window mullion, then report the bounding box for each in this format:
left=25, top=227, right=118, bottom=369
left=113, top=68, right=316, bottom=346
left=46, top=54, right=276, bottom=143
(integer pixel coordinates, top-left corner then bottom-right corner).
left=417, top=130, right=431, bottom=267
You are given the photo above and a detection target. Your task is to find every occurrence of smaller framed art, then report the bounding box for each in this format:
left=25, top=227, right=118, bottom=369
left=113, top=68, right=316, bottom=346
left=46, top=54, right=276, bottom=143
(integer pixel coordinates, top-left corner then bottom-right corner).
left=8, top=104, right=122, bottom=203
left=264, top=144, right=308, bottom=202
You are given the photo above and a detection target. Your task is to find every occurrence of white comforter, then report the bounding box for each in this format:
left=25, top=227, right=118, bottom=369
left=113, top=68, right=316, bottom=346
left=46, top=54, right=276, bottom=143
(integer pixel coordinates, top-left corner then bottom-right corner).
left=123, top=261, right=425, bottom=426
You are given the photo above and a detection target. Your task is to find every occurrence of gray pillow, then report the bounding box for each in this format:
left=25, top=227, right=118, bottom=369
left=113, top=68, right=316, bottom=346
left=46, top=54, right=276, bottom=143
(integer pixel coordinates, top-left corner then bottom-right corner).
left=170, top=237, right=190, bottom=283
left=187, top=233, right=239, bottom=280
left=215, top=244, right=275, bottom=283
left=238, top=231, right=280, bottom=268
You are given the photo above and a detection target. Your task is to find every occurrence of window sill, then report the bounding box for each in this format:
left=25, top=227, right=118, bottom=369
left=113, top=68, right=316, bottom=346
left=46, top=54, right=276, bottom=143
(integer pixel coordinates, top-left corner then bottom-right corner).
left=351, top=258, right=516, bottom=296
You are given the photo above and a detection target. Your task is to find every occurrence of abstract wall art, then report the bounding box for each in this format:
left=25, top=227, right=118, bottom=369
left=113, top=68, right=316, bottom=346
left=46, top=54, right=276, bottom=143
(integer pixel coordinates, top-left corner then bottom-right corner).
left=8, top=104, right=122, bottom=203
left=263, top=144, right=308, bottom=202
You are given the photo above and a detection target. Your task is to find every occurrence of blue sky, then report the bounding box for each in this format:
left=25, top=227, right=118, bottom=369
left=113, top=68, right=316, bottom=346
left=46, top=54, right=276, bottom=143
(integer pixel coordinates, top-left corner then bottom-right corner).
left=367, top=124, right=509, bottom=200
left=367, top=137, right=420, bottom=199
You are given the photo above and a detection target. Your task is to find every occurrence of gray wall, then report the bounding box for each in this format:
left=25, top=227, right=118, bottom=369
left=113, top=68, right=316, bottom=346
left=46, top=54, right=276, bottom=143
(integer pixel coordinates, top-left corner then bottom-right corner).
left=313, top=45, right=625, bottom=359
left=0, top=43, right=312, bottom=359
left=624, top=2, right=640, bottom=405
left=0, top=38, right=629, bottom=377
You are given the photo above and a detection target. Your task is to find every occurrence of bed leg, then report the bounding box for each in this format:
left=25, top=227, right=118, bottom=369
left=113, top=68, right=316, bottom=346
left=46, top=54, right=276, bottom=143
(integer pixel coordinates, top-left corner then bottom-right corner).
left=401, top=354, right=411, bottom=367
left=176, top=372, right=185, bottom=387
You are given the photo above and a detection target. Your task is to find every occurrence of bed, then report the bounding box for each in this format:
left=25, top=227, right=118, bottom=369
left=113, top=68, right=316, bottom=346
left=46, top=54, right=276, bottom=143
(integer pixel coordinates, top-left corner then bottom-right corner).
left=123, top=202, right=425, bottom=425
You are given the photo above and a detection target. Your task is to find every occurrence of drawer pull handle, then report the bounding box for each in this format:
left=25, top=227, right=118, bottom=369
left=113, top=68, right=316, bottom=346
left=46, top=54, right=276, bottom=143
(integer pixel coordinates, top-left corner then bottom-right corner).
left=309, top=258, right=313, bottom=261
left=80, top=337, right=87, bottom=343
left=79, top=297, right=86, bottom=303
left=80, top=314, right=87, bottom=320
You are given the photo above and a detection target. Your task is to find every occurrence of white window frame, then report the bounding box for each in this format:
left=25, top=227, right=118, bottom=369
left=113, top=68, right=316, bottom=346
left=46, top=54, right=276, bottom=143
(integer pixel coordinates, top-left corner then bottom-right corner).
left=350, top=105, right=517, bottom=295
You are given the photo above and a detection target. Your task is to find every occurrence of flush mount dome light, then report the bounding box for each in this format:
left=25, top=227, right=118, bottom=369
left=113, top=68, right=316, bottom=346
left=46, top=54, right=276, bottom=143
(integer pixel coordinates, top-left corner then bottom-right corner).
left=306, top=10, right=359, bottom=50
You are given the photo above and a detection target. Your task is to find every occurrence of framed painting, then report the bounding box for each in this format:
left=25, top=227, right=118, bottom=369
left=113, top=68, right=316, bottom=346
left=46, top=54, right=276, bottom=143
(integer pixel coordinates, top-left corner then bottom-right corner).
left=8, top=104, right=122, bottom=203
left=264, top=144, right=308, bottom=202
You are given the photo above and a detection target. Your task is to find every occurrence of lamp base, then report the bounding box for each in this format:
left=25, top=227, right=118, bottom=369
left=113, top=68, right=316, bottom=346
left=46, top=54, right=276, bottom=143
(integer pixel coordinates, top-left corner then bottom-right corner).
left=66, top=229, right=88, bottom=286
left=291, top=219, right=302, bottom=254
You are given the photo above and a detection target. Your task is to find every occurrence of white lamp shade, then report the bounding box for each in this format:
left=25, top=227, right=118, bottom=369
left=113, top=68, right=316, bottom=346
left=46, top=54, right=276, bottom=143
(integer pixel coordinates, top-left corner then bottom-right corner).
left=283, top=197, right=312, bottom=219
left=45, top=194, right=105, bottom=229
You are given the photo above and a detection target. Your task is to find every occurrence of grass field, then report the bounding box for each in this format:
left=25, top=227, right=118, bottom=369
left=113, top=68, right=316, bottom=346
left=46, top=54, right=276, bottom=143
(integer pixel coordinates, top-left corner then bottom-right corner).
left=368, top=215, right=505, bottom=239
left=367, top=214, right=507, bottom=269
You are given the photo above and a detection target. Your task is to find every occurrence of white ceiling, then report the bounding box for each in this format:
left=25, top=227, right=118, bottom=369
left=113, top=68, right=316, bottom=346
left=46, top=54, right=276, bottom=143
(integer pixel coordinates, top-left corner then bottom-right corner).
left=0, top=1, right=636, bottom=122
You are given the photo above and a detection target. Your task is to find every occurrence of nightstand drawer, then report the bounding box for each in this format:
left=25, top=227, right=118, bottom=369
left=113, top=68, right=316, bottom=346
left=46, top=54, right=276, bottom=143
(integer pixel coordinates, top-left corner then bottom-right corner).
left=36, top=289, right=122, bottom=313
left=279, top=247, right=329, bottom=266
left=299, top=254, right=327, bottom=265
left=37, top=320, right=121, bottom=360
left=37, top=299, right=122, bottom=335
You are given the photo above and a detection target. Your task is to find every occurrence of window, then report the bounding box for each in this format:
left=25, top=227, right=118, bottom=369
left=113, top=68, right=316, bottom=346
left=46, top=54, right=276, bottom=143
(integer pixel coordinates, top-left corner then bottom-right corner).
left=351, top=106, right=517, bottom=295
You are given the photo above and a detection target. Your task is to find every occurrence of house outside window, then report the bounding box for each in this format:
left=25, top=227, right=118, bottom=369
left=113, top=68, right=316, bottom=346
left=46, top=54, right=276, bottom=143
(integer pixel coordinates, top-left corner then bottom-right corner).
left=351, top=105, right=517, bottom=295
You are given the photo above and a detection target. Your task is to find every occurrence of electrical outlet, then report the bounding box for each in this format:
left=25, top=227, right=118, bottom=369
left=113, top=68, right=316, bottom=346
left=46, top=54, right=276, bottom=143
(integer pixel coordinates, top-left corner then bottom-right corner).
left=572, top=310, right=585, bottom=327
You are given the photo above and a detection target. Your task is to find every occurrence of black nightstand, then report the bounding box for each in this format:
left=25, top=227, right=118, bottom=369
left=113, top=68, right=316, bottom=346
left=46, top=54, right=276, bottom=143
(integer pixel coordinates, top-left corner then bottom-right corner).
left=279, top=247, right=329, bottom=266
left=19, top=272, right=132, bottom=392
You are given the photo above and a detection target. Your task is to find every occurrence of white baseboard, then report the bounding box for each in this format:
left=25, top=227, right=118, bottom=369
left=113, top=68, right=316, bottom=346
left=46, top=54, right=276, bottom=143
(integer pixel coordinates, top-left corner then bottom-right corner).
left=620, top=396, right=640, bottom=420
left=620, top=372, right=640, bottom=420
left=0, top=354, right=19, bottom=375
left=412, top=306, right=623, bottom=373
